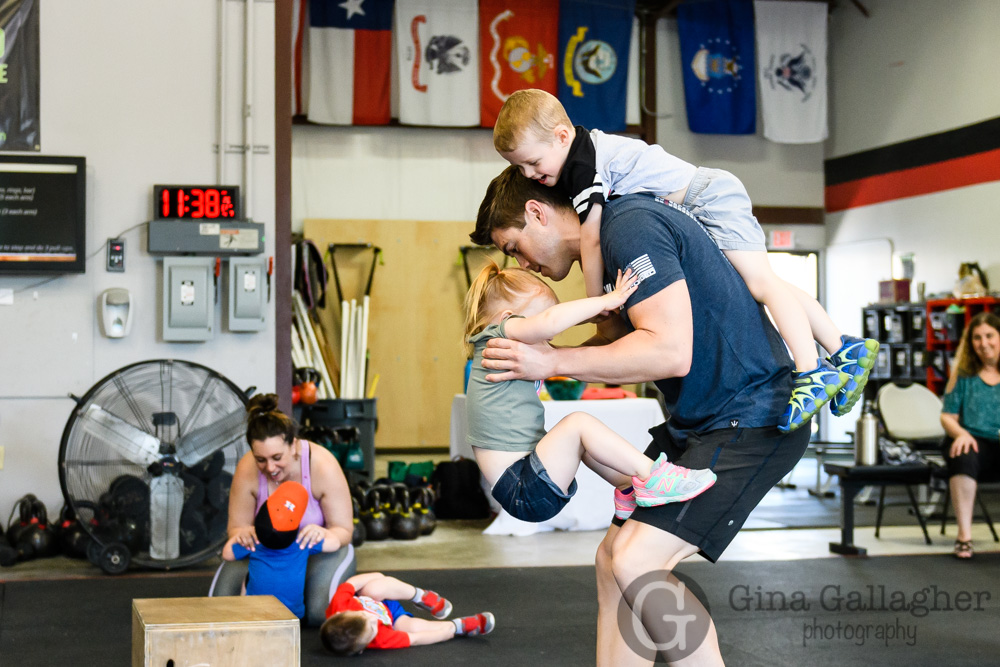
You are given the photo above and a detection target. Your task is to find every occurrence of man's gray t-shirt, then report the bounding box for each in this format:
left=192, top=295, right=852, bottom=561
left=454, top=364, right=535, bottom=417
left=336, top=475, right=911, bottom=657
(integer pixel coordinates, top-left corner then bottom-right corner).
left=466, top=318, right=545, bottom=452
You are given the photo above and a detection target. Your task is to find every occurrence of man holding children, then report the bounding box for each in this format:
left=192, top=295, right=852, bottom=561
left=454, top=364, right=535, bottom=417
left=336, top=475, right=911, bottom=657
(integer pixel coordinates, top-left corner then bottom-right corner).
left=472, top=166, right=810, bottom=665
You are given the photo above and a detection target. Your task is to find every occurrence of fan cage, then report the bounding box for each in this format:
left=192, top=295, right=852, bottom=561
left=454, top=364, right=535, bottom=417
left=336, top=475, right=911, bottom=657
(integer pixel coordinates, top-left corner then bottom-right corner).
left=58, top=359, right=250, bottom=569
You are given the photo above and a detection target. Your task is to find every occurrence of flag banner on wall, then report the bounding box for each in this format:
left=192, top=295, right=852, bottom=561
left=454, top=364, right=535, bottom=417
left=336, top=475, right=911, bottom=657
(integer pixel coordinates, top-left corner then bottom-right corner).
left=676, top=0, right=755, bottom=135
left=557, top=0, right=635, bottom=132
left=307, top=0, right=394, bottom=126
left=479, top=1, right=559, bottom=129
left=754, top=0, right=827, bottom=143
left=0, top=0, right=40, bottom=151
left=396, top=0, right=480, bottom=127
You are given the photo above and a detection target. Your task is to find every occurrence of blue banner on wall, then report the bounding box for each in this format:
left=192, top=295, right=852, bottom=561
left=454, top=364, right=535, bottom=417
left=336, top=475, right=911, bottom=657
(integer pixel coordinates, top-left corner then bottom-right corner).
left=557, top=0, right=635, bottom=132
left=677, top=0, right=756, bottom=135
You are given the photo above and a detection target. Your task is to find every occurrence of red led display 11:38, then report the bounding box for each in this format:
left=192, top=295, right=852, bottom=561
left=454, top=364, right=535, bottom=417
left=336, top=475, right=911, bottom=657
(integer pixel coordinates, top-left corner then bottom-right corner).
left=154, top=185, right=241, bottom=220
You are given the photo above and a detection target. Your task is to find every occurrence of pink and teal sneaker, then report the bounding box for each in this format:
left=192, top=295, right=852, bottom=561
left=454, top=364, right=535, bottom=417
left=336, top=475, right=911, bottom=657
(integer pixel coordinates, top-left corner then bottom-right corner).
left=633, top=454, right=717, bottom=507
left=614, top=487, right=637, bottom=521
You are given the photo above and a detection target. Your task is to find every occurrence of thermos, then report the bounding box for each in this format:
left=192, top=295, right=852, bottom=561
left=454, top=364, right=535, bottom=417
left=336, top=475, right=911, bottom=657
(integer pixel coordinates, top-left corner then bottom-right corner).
left=855, top=400, right=880, bottom=465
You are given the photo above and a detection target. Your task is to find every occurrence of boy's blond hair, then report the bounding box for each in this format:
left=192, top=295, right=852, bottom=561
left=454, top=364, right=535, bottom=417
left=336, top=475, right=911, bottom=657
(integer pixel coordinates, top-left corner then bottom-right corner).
left=320, top=611, right=370, bottom=656
left=493, top=89, right=572, bottom=152
left=463, top=260, right=555, bottom=358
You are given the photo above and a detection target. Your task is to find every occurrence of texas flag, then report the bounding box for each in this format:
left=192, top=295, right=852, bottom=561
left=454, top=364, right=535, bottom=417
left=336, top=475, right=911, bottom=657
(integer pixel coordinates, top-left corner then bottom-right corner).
left=396, top=0, right=480, bottom=127
left=307, top=0, right=394, bottom=125
left=479, top=1, right=560, bottom=128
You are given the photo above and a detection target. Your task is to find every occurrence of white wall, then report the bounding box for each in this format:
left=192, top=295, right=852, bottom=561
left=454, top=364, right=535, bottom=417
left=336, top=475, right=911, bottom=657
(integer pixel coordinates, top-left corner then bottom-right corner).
left=292, top=18, right=827, bottom=232
left=0, top=0, right=276, bottom=516
left=823, top=0, right=1000, bottom=442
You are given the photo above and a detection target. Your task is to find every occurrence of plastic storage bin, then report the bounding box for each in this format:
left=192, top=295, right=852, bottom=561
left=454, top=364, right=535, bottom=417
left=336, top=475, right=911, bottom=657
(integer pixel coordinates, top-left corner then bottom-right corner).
left=298, top=399, right=377, bottom=482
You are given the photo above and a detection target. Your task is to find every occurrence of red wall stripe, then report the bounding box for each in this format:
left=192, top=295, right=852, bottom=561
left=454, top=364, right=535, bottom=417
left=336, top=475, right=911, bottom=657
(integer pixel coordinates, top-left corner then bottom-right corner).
left=825, top=147, right=1000, bottom=213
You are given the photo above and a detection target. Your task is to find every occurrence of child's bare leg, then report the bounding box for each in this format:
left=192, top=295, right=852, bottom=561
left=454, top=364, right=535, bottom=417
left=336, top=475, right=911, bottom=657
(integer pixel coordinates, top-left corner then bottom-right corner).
left=534, top=412, right=654, bottom=493
left=784, top=280, right=843, bottom=353
left=724, top=250, right=817, bottom=371
left=394, top=616, right=457, bottom=645
left=581, top=451, right=633, bottom=488
left=584, top=452, right=639, bottom=522
left=355, top=575, right=415, bottom=602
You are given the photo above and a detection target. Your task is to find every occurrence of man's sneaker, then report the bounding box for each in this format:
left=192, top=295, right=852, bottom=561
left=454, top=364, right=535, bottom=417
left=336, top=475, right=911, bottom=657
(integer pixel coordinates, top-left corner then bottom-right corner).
left=415, top=590, right=452, bottom=619
left=614, top=487, right=637, bottom=521
left=828, top=336, right=880, bottom=417
left=633, top=453, right=717, bottom=507
left=455, top=612, right=495, bottom=636
left=778, top=359, right=849, bottom=433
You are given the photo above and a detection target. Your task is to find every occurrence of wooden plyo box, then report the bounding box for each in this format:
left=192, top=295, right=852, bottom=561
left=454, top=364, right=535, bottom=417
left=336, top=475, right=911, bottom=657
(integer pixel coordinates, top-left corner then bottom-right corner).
left=132, top=596, right=300, bottom=667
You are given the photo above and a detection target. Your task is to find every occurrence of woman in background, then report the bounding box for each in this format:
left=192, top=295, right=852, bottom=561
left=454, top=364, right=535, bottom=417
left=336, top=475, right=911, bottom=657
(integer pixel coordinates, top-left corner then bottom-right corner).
left=940, top=312, right=1000, bottom=559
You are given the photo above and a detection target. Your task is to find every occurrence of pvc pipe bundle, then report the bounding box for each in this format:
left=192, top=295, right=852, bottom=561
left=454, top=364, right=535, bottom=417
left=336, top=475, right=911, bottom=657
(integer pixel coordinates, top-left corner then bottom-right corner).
left=338, top=295, right=369, bottom=398
left=291, top=291, right=337, bottom=399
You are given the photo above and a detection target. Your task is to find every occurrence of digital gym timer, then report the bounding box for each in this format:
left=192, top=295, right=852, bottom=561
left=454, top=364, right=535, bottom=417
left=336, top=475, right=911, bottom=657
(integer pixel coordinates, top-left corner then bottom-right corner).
left=153, top=185, right=240, bottom=220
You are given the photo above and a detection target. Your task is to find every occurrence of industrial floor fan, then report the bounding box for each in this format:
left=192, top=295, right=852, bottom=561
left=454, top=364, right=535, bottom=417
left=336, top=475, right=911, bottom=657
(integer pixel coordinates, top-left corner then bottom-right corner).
left=58, top=360, right=251, bottom=574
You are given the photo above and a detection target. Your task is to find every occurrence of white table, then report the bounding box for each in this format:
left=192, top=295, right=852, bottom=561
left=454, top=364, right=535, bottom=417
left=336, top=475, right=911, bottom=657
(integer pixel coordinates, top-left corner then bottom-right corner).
left=449, top=394, right=665, bottom=535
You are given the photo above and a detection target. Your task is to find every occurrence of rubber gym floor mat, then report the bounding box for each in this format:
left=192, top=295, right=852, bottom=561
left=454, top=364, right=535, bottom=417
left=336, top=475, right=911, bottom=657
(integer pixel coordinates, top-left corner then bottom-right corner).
left=1, top=557, right=998, bottom=665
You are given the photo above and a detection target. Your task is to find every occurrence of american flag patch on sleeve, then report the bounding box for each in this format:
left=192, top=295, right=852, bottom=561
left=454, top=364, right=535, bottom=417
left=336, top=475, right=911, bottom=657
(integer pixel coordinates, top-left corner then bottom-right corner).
left=629, top=254, right=656, bottom=282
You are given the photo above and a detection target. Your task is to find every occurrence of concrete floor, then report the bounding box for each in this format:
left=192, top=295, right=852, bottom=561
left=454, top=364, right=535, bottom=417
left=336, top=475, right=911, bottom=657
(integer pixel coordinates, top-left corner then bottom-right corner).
left=2, top=453, right=998, bottom=582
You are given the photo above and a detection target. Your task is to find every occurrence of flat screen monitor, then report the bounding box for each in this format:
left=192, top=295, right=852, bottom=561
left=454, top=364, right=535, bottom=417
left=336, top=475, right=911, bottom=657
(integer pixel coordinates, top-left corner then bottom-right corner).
left=0, top=155, right=86, bottom=274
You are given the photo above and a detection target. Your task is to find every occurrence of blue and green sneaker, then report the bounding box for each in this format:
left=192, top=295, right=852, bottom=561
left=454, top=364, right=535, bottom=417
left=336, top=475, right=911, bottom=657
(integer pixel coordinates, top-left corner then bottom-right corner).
left=828, top=336, right=880, bottom=417
left=778, top=359, right=849, bottom=433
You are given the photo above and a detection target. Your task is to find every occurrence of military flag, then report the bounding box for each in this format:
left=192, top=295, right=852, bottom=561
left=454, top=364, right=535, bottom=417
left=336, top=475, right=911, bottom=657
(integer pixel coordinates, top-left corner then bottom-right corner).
left=676, top=0, right=756, bottom=135
left=755, top=0, right=828, bottom=143
left=557, top=0, right=635, bottom=132
left=396, top=0, right=480, bottom=127
left=479, top=1, right=559, bottom=128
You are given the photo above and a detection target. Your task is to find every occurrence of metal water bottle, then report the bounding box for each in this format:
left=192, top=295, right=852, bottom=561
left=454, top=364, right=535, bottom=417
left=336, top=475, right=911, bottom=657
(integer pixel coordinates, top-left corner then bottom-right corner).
left=855, top=400, right=880, bottom=466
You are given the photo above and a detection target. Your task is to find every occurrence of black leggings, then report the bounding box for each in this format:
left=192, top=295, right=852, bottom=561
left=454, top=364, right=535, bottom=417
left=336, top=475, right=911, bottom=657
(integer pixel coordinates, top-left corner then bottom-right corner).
left=944, top=435, right=1000, bottom=483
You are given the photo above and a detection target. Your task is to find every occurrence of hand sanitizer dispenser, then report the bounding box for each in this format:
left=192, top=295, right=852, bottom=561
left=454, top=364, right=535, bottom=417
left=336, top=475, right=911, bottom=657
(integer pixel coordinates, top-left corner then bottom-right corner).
left=99, top=288, right=133, bottom=338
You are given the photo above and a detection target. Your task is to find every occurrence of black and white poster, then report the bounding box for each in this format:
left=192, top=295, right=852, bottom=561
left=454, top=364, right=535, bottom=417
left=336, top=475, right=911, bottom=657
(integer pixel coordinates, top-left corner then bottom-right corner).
left=0, top=0, right=39, bottom=152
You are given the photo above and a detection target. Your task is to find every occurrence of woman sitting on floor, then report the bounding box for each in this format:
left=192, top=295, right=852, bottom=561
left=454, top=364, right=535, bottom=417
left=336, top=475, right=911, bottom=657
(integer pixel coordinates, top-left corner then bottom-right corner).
left=209, top=393, right=356, bottom=623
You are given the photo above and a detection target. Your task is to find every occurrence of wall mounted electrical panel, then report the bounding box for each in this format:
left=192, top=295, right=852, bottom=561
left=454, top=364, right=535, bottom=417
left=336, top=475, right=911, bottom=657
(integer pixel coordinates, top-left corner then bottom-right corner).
left=162, top=257, right=215, bottom=341
left=227, top=257, right=267, bottom=332
left=148, top=220, right=265, bottom=256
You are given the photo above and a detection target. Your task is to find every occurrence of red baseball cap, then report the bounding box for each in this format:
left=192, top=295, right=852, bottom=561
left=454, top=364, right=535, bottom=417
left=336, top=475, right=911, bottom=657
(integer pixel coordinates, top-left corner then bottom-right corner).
left=266, top=481, right=308, bottom=531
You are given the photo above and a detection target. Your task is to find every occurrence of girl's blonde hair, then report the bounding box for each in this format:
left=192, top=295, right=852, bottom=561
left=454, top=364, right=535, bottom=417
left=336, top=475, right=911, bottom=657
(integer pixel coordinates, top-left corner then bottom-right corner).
left=493, top=89, right=572, bottom=153
left=463, top=260, right=553, bottom=358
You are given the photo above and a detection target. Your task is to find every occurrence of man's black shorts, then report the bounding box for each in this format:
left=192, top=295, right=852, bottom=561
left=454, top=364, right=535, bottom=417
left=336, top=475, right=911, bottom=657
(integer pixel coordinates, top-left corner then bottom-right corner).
left=613, top=423, right=810, bottom=562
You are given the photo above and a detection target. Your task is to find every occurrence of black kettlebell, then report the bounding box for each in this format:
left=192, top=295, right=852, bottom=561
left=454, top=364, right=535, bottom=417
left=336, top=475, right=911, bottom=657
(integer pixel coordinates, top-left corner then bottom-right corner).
left=27, top=501, right=59, bottom=559
left=60, top=521, right=93, bottom=560
left=363, top=488, right=390, bottom=541
left=7, top=494, right=39, bottom=546
left=414, top=487, right=437, bottom=536
left=391, top=488, right=420, bottom=541
left=351, top=496, right=366, bottom=547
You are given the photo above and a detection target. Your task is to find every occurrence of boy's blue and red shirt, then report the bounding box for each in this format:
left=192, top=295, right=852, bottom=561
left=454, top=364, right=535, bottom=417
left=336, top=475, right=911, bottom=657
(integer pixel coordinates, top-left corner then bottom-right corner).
left=231, top=540, right=324, bottom=618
